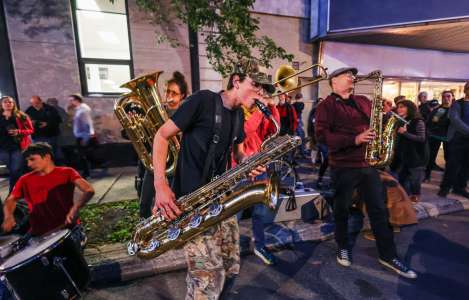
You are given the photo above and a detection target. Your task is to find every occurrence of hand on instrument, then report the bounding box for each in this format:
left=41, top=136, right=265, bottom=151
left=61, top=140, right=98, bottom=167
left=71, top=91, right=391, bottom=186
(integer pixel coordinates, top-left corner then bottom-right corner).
left=248, top=165, right=266, bottom=180
left=153, top=183, right=181, bottom=220
left=397, top=124, right=407, bottom=134
left=355, top=129, right=375, bottom=145
left=65, top=207, right=79, bottom=225
left=2, top=216, right=16, bottom=233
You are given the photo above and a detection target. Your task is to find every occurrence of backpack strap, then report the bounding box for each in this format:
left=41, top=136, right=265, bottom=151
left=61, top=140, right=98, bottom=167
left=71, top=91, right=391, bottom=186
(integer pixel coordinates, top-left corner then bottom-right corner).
left=201, top=93, right=224, bottom=183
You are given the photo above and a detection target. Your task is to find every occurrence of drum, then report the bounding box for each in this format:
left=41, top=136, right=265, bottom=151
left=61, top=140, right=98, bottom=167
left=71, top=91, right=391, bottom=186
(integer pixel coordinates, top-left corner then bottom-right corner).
left=0, top=229, right=90, bottom=300
left=0, top=235, right=21, bottom=262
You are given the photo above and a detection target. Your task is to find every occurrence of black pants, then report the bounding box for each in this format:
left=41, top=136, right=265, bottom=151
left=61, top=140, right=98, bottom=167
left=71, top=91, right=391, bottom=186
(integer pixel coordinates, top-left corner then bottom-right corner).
left=331, top=167, right=397, bottom=260
left=440, top=137, right=469, bottom=191
left=139, top=169, right=174, bottom=219
left=76, top=137, right=97, bottom=177
left=398, top=166, right=425, bottom=196
left=425, top=137, right=448, bottom=178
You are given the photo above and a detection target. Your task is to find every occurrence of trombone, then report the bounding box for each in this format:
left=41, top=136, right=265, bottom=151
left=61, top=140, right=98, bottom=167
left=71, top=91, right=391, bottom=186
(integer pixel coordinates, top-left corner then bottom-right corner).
left=273, top=63, right=328, bottom=97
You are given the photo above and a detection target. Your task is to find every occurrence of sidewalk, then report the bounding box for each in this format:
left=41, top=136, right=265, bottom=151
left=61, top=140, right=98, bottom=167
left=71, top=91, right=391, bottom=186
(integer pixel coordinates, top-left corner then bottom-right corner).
left=82, top=161, right=469, bottom=285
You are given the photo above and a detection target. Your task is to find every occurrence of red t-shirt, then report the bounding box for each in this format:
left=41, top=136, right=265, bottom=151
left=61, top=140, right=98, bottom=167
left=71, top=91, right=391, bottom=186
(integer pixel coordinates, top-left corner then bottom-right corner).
left=11, top=167, right=82, bottom=235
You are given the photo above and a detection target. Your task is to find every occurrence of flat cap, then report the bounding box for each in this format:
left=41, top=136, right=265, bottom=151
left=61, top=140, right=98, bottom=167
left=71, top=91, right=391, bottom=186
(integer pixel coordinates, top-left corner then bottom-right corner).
left=329, top=67, right=358, bottom=79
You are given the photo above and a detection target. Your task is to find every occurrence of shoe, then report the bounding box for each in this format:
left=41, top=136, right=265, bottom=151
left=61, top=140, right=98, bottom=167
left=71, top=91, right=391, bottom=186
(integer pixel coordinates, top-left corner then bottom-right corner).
left=453, top=189, right=469, bottom=199
left=393, top=226, right=401, bottom=233
left=437, top=189, right=449, bottom=198
left=378, top=258, right=417, bottom=279
left=336, top=248, right=352, bottom=267
left=409, top=195, right=420, bottom=203
left=363, top=230, right=375, bottom=241
left=254, top=247, right=276, bottom=265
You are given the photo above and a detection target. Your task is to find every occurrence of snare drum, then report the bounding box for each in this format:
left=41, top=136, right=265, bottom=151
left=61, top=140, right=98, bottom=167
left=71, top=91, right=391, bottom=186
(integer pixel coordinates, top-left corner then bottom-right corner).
left=0, top=235, right=21, bottom=263
left=0, top=229, right=90, bottom=300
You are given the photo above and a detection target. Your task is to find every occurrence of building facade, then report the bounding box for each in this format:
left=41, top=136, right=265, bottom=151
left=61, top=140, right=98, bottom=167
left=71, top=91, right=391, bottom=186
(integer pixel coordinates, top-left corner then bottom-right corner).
left=0, top=0, right=314, bottom=145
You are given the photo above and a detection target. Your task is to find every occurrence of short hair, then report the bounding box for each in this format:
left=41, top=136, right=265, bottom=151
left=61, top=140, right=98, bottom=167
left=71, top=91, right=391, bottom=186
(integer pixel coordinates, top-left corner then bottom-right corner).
left=69, top=94, right=83, bottom=103
left=226, top=73, right=247, bottom=90
left=417, top=91, right=428, bottom=101
left=441, top=90, right=454, bottom=98
left=22, top=142, right=54, bottom=160
left=295, top=93, right=303, bottom=100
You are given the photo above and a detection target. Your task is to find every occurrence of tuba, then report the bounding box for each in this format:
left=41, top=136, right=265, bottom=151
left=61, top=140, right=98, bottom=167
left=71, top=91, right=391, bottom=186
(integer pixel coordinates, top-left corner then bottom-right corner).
left=114, top=71, right=179, bottom=175
left=356, top=70, right=399, bottom=167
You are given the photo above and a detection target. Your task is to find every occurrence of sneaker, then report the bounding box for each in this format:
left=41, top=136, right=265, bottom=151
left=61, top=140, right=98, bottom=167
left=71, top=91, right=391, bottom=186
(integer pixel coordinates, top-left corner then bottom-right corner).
left=336, top=248, right=352, bottom=267
left=363, top=230, right=375, bottom=241
left=254, top=247, right=276, bottom=265
left=453, top=189, right=469, bottom=199
left=437, top=189, right=449, bottom=198
left=378, top=258, right=417, bottom=279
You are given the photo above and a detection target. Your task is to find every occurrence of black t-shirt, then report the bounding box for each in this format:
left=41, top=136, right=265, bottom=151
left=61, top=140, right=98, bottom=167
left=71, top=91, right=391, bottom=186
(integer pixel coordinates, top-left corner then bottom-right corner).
left=0, top=115, right=20, bottom=151
left=170, top=90, right=244, bottom=198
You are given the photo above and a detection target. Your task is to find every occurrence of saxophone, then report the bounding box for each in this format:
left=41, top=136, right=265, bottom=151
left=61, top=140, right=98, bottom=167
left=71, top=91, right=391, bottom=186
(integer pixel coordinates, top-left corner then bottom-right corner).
left=357, top=70, right=399, bottom=167
left=114, top=71, right=179, bottom=174
left=128, top=103, right=301, bottom=259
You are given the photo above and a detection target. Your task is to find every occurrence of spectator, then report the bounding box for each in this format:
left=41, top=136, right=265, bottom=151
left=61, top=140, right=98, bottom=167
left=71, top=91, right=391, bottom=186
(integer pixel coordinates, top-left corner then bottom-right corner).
left=292, top=93, right=307, bottom=157
left=438, top=82, right=469, bottom=198
left=46, top=97, right=75, bottom=165
left=425, top=91, right=453, bottom=181
left=307, top=97, right=323, bottom=167
left=277, top=93, right=297, bottom=136
left=68, top=94, right=95, bottom=178
left=0, top=96, right=34, bottom=191
left=417, top=91, right=431, bottom=121
left=391, top=100, right=429, bottom=203
left=25, top=96, right=62, bottom=159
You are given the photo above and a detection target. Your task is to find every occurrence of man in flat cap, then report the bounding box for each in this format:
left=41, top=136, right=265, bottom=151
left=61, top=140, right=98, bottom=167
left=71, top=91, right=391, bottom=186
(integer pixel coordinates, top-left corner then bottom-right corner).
left=315, top=67, right=417, bottom=279
left=152, top=58, right=271, bottom=299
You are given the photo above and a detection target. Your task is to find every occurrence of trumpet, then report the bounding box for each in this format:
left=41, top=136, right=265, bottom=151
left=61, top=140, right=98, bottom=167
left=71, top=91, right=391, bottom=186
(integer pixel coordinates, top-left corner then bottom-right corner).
left=273, top=64, right=328, bottom=96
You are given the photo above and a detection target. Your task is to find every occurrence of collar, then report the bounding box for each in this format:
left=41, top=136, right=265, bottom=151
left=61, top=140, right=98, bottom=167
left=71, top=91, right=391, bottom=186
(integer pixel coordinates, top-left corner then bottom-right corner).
left=331, top=92, right=353, bottom=102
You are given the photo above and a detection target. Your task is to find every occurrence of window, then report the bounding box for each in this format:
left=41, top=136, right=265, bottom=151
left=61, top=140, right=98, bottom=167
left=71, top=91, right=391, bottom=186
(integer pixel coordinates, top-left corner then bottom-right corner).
left=72, top=0, right=133, bottom=96
left=383, top=79, right=465, bottom=103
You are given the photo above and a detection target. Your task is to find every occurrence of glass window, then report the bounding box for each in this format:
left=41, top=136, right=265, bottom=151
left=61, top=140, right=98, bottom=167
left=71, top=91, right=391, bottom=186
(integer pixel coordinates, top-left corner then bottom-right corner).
left=73, top=0, right=132, bottom=95
left=85, top=64, right=131, bottom=94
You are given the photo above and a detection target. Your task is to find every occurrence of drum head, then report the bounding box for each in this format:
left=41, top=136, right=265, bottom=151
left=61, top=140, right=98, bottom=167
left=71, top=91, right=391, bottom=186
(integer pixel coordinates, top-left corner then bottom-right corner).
left=0, top=229, right=70, bottom=272
left=0, top=235, right=21, bottom=258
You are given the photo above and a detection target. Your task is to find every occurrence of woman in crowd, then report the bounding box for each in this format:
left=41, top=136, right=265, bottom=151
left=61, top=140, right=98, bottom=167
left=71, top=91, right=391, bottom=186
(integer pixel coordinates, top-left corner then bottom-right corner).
left=0, top=96, right=34, bottom=192
left=391, top=100, right=429, bottom=203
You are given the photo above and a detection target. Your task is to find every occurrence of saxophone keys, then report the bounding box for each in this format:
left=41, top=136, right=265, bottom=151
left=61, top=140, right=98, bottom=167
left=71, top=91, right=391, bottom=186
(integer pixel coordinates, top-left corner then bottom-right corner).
left=167, top=226, right=181, bottom=241
left=147, top=240, right=160, bottom=251
left=127, top=241, right=139, bottom=256
left=189, top=214, right=203, bottom=228
left=208, top=203, right=223, bottom=217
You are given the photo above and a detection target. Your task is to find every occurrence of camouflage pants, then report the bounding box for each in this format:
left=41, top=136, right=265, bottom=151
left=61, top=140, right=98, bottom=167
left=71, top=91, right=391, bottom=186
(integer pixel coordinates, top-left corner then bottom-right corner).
left=184, top=216, right=240, bottom=300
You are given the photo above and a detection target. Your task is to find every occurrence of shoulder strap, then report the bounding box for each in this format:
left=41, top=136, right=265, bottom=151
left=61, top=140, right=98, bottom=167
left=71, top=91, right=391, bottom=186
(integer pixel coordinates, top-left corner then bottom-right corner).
left=201, top=93, right=224, bottom=183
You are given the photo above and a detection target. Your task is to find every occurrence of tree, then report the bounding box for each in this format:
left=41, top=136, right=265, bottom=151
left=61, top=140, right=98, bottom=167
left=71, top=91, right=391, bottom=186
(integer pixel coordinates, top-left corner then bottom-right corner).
left=134, top=0, right=294, bottom=76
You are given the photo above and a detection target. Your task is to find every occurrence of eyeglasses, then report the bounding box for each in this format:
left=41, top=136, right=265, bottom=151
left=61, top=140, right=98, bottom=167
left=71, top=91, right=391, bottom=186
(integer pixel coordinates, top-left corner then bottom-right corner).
left=249, top=80, right=263, bottom=92
left=165, top=89, right=180, bottom=97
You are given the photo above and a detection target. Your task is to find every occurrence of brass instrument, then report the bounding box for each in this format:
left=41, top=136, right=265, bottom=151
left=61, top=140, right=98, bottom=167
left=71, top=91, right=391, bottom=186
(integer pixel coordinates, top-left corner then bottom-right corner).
left=128, top=133, right=301, bottom=259
left=355, top=70, right=400, bottom=167
left=274, top=64, right=328, bottom=96
left=114, top=71, right=179, bottom=174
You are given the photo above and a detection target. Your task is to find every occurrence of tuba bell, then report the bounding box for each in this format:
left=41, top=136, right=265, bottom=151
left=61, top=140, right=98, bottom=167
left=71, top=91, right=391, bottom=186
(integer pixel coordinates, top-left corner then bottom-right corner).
left=114, top=71, right=179, bottom=175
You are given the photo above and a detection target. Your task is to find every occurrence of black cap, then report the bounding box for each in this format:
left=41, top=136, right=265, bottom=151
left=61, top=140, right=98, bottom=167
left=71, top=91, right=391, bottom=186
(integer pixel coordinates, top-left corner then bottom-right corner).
left=429, top=99, right=439, bottom=107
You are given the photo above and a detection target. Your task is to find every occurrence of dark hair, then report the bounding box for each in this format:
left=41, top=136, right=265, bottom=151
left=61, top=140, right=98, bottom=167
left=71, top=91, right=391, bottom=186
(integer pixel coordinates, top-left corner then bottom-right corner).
left=31, top=95, right=43, bottom=102
left=397, top=100, right=421, bottom=120
left=226, top=73, right=247, bottom=90
left=393, top=95, right=405, bottom=105
left=22, top=142, right=54, bottom=160
left=441, top=90, right=454, bottom=98
left=167, top=71, right=189, bottom=99
left=69, top=94, right=83, bottom=103
left=295, top=93, right=303, bottom=100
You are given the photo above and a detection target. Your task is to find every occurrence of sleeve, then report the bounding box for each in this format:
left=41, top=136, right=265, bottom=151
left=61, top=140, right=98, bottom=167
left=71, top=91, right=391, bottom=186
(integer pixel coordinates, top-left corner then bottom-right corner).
left=170, top=92, right=204, bottom=132
left=448, top=101, right=469, bottom=136
left=402, top=120, right=426, bottom=143
left=17, top=115, right=34, bottom=136
left=315, top=102, right=356, bottom=151
left=67, top=167, right=83, bottom=182
left=10, top=176, right=25, bottom=199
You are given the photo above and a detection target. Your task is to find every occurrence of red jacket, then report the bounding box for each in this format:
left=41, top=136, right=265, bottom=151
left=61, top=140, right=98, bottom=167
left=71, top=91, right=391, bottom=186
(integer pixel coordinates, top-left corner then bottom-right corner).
left=277, top=103, right=297, bottom=135
left=315, top=94, right=371, bottom=168
left=15, top=115, right=34, bottom=150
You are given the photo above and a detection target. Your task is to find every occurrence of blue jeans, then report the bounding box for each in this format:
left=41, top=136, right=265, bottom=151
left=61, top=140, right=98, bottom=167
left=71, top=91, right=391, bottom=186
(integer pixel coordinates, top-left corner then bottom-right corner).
left=0, top=149, right=23, bottom=192
left=295, top=123, right=307, bottom=155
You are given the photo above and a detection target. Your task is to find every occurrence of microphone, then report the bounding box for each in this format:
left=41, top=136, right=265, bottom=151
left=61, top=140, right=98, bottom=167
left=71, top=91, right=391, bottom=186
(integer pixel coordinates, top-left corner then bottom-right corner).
left=254, top=99, right=272, bottom=118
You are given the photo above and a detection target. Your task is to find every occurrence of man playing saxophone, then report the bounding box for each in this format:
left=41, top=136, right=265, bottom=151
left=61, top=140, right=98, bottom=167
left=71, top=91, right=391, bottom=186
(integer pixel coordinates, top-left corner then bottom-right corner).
left=315, top=67, right=417, bottom=279
left=152, top=59, right=272, bottom=299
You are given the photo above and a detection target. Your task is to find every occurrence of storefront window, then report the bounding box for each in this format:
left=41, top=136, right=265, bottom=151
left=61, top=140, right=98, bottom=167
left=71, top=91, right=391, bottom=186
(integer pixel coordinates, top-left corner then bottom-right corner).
left=383, top=79, right=465, bottom=103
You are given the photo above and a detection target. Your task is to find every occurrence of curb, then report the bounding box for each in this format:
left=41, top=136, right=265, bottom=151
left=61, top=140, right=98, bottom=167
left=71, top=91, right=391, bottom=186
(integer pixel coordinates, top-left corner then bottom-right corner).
left=88, top=195, right=469, bottom=285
